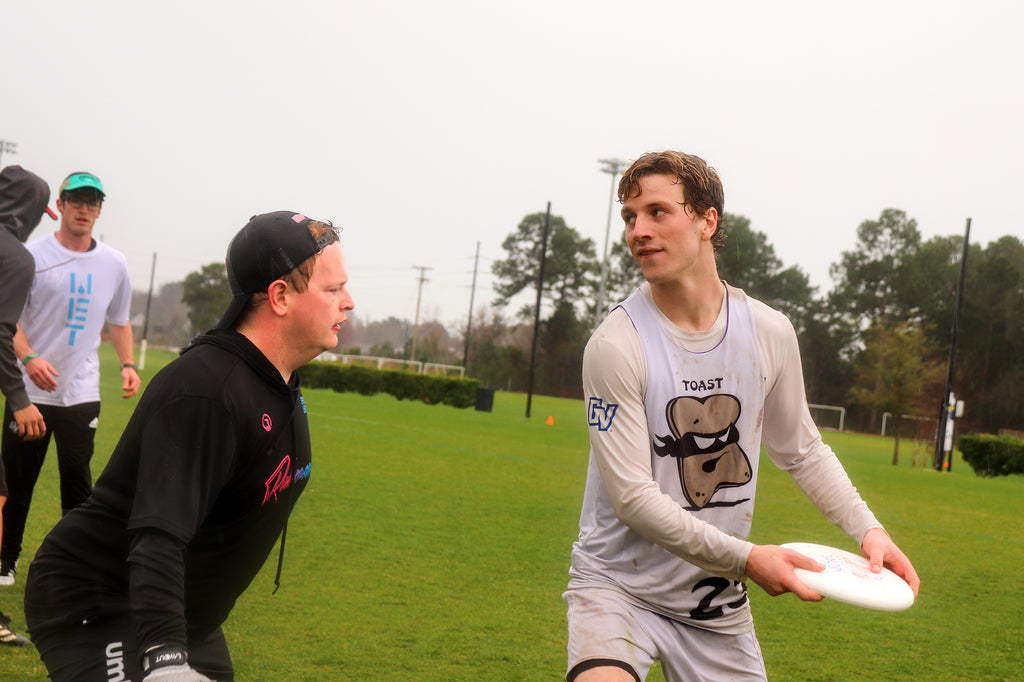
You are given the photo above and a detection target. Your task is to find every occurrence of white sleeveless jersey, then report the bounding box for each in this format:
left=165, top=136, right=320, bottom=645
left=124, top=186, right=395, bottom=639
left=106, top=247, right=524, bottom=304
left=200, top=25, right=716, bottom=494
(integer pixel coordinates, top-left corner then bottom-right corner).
left=570, top=285, right=764, bottom=632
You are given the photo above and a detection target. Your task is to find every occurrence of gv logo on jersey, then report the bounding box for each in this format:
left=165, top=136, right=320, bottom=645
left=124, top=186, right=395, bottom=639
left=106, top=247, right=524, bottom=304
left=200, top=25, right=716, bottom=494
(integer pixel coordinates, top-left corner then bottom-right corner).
left=587, top=397, right=619, bottom=431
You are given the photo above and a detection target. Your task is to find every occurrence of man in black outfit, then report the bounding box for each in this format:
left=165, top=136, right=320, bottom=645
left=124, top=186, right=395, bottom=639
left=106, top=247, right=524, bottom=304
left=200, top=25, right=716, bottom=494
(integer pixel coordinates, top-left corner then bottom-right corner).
left=24, top=211, right=355, bottom=681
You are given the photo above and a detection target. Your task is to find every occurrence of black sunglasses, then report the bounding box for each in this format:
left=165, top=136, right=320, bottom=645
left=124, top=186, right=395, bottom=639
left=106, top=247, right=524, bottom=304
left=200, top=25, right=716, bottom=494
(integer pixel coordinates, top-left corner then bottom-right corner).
left=62, top=191, right=103, bottom=209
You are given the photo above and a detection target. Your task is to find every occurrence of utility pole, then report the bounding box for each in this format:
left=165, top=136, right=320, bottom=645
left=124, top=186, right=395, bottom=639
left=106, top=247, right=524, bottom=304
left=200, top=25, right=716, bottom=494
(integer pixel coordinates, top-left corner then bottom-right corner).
left=593, top=158, right=628, bottom=328
left=0, top=139, right=18, bottom=167
left=409, top=265, right=432, bottom=362
left=934, top=218, right=971, bottom=471
left=462, top=241, right=480, bottom=371
left=526, top=203, right=551, bottom=419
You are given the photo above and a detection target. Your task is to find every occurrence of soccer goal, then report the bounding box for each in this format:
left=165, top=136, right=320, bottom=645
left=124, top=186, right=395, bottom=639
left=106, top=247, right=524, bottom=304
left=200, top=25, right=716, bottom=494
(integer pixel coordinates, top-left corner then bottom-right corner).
left=808, top=403, right=846, bottom=432
left=880, top=413, right=938, bottom=439
left=315, top=352, right=466, bottom=376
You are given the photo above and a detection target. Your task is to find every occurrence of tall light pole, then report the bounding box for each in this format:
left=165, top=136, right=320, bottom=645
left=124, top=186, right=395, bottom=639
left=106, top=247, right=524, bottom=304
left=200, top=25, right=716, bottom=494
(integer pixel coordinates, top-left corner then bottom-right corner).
left=593, top=158, right=628, bottom=328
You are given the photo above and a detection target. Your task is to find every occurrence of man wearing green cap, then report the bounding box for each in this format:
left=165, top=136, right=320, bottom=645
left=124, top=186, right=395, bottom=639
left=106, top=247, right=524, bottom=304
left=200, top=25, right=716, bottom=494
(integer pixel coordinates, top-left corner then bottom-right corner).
left=0, top=172, right=141, bottom=587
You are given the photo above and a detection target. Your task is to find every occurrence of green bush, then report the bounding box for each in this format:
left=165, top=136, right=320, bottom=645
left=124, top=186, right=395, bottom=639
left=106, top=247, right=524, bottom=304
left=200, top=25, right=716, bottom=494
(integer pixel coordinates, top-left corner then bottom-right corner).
left=959, top=433, right=1024, bottom=476
left=299, top=361, right=480, bottom=408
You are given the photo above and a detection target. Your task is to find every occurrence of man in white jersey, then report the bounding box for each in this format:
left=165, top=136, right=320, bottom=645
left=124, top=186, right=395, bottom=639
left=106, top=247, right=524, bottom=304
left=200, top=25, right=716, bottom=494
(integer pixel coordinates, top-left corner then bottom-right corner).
left=564, top=151, right=920, bottom=682
left=0, top=172, right=141, bottom=586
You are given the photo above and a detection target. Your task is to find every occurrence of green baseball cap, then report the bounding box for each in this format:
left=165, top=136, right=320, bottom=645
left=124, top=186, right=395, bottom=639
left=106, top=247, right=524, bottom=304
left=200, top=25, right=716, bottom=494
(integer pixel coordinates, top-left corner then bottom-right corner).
left=59, top=172, right=105, bottom=197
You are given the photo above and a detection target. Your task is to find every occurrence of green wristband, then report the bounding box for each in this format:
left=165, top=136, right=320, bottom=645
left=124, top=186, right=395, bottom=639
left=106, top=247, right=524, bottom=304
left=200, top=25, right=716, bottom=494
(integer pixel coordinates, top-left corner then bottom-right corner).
left=22, top=353, right=39, bottom=366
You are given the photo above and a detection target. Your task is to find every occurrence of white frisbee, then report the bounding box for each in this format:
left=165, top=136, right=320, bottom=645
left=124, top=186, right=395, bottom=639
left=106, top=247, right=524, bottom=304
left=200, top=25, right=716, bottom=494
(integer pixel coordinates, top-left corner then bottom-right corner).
left=781, top=542, right=915, bottom=611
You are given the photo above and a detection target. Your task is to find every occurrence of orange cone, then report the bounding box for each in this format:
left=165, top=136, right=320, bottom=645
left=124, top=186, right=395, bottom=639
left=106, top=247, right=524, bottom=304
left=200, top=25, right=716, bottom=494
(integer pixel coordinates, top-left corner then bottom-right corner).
left=546, top=415, right=554, bottom=426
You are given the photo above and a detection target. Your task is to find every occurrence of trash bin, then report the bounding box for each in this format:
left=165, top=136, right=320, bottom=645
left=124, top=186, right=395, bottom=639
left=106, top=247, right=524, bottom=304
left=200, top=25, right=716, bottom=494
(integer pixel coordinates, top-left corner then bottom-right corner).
left=475, top=387, right=495, bottom=412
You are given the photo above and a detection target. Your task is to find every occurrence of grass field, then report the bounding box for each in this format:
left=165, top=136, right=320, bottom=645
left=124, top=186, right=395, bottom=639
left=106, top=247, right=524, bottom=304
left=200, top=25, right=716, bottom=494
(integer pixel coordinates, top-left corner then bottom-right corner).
left=1, top=345, right=1022, bottom=680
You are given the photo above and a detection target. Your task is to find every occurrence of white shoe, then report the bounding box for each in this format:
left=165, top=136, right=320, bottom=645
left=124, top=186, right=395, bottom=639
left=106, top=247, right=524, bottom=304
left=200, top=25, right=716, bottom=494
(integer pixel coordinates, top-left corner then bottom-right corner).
left=0, top=559, right=17, bottom=586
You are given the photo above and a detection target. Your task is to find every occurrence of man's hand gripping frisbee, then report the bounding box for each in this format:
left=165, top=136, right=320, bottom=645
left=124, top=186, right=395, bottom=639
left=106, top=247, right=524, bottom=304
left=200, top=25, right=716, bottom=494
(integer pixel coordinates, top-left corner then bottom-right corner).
left=746, top=543, right=827, bottom=600
left=745, top=528, right=920, bottom=603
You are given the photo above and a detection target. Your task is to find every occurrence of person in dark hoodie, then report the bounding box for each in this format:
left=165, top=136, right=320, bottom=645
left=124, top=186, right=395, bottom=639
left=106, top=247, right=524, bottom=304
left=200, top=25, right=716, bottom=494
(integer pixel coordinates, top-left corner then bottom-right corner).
left=0, top=164, right=55, bottom=648
left=24, top=211, right=354, bottom=681
left=0, top=165, right=53, bottom=442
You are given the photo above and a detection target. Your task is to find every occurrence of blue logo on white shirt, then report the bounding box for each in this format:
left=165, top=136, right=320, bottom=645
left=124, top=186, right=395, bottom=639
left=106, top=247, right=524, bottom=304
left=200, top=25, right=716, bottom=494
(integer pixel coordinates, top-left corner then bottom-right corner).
left=587, top=397, right=619, bottom=431
left=66, top=272, right=92, bottom=346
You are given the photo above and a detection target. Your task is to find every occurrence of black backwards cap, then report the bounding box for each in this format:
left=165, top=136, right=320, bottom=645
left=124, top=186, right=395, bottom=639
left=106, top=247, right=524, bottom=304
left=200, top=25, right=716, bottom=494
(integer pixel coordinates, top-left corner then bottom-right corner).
left=218, top=210, right=336, bottom=329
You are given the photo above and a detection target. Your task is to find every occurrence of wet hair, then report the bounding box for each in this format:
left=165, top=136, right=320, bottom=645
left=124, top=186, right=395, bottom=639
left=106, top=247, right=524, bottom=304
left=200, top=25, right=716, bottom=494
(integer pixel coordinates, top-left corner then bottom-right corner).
left=618, top=151, right=727, bottom=251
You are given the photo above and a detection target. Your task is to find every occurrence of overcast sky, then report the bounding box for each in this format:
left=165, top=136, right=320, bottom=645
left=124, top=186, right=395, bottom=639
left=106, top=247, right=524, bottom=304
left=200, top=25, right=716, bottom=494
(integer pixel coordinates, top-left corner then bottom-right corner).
left=3, top=1, right=1020, bottom=327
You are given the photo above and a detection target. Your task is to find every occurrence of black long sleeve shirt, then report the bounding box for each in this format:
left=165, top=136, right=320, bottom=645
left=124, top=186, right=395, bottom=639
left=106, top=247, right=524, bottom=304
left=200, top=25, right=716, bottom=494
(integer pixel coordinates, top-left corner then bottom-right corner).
left=25, top=328, right=312, bottom=654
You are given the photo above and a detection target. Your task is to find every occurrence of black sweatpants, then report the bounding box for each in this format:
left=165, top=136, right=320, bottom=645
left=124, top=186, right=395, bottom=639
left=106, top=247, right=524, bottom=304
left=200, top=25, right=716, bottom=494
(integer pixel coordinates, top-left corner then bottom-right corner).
left=1, top=401, right=100, bottom=563
left=27, top=610, right=234, bottom=681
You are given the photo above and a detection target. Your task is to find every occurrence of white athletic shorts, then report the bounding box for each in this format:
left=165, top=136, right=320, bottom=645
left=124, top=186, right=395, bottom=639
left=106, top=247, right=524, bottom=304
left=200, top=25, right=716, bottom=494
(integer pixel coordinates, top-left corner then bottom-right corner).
left=564, top=585, right=767, bottom=682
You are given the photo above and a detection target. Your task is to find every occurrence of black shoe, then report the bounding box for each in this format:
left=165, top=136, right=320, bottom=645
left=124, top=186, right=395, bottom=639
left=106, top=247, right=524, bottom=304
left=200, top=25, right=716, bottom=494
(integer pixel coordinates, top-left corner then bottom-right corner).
left=0, top=611, right=29, bottom=646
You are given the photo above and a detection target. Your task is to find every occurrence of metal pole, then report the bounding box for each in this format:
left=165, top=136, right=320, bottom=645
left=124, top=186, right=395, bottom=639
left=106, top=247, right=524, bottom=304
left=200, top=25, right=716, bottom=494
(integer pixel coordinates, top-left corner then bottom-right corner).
left=139, top=252, right=156, bottom=370
left=462, top=241, right=480, bottom=371
left=409, top=265, right=431, bottom=363
left=593, top=158, right=627, bottom=328
left=934, top=218, right=971, bottom=471
left=526, top=203, right=551, bottom=419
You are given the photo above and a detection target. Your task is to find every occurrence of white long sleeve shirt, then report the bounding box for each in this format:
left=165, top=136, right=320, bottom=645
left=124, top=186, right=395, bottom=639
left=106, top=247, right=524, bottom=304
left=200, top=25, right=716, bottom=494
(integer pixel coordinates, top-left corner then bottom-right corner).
left=568, top=282, right=881, bottom=632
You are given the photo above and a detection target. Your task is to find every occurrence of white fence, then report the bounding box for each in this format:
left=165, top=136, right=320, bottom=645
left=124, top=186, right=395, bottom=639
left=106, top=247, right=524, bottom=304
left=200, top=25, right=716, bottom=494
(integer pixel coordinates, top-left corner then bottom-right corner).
left=316, top=352, right=465, bottom=377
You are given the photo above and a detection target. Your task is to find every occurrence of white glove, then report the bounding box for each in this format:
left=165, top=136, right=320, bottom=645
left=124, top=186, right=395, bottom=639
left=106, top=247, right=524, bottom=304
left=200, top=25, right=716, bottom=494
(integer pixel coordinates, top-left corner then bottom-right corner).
left=143, top=663, right=215, bottom=681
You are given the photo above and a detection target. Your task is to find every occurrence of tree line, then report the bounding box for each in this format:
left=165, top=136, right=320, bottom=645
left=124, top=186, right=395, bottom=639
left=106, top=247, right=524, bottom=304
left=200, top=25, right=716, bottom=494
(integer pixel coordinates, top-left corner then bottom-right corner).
left=161, top=207, right=1022, bottom=440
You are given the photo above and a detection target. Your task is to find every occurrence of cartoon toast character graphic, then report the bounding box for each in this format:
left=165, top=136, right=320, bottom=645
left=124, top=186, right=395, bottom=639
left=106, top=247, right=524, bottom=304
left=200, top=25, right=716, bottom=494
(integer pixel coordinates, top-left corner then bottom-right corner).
left=653, top=394, right=752, bottom=510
